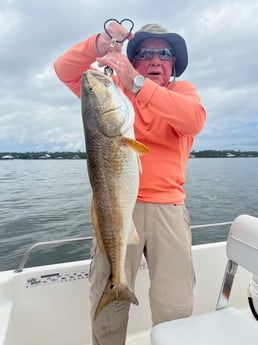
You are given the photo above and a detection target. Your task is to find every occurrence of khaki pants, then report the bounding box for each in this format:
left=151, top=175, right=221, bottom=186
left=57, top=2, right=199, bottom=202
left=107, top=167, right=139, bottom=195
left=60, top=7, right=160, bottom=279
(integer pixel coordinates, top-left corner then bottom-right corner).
left=89, top=203, right=195, bottom=345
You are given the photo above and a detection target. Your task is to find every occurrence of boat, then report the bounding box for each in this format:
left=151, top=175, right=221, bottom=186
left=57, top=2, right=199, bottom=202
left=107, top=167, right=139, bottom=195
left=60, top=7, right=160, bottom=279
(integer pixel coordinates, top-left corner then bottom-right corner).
left=1, top=217, right=258, bottom=345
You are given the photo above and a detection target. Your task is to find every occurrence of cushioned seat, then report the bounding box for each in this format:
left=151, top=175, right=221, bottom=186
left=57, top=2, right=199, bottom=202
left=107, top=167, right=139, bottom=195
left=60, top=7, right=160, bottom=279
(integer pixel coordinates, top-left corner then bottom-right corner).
left=151, top=308, right=258, bottom=344
left=151, top=215, right=258, bottom=345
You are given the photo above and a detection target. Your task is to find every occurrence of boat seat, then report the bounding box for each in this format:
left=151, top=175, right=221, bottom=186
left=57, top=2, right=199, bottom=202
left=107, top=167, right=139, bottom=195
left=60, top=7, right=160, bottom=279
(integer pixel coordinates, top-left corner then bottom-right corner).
left=151, top=214, right=258, bottom=345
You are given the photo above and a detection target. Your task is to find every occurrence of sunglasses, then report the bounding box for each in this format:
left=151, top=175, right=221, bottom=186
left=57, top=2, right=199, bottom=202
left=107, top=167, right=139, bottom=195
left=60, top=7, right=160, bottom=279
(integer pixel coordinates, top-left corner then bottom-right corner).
left=135, top=48, right=174, bottom=61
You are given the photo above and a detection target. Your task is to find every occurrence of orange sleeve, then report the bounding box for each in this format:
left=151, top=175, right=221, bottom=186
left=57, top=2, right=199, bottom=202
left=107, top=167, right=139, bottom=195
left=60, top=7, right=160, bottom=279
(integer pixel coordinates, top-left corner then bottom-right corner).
left=54, top=34, right=99, bottom=98
left=133, top=78, right=206, bottom=136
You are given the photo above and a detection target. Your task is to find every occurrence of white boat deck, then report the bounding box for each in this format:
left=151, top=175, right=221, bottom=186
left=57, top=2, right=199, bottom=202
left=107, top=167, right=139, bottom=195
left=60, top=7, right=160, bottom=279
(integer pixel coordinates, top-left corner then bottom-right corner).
left=0, top=241, right=254, bottom=345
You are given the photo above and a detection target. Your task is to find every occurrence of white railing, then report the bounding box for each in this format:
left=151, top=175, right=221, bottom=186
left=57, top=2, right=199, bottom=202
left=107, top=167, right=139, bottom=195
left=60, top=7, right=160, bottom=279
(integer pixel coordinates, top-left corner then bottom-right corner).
left=15, top=221, right=233, bottom=273
left=191, top=221, right=232, bottom=229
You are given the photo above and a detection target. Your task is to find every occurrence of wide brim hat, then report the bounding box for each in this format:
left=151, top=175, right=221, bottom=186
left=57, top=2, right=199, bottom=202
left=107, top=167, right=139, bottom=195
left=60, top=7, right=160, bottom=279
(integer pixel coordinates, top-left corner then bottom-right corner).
left=127, top=23, right=188, bottom=77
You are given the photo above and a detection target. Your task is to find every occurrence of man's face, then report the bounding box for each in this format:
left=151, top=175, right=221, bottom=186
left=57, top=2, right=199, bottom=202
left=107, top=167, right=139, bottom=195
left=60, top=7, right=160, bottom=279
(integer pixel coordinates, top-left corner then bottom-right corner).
left=133, top=38, right=175, bottom=86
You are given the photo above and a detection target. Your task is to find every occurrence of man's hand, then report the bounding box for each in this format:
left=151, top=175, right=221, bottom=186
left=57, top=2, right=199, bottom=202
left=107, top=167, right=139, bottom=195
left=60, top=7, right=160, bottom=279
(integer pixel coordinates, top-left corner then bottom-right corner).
left=96, top=21, right=134, bottom=56
left=97, top=52, right=138, bottom=92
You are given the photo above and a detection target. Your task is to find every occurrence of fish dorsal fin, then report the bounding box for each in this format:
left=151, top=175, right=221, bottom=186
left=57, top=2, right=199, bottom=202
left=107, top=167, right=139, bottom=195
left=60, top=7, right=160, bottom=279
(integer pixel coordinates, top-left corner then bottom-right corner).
left=123, top=137, right=149, bottom=155
left=128, top=222, right=140, bottom=245
left=91, top=197, right=107, bottom=256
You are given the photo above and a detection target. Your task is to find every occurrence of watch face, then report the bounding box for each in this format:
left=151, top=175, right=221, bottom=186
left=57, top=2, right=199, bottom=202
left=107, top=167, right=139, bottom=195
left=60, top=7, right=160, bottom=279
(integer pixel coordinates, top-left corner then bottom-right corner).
left=135, top=75, right=144, bottom=86
left=132, top=75, right=144, bottom=94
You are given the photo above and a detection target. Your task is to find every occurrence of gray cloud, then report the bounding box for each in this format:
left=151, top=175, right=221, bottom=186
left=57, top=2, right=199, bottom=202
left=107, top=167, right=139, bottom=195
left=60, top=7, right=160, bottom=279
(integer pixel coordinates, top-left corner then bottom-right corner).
left=1, top=0, right=258, bottom=152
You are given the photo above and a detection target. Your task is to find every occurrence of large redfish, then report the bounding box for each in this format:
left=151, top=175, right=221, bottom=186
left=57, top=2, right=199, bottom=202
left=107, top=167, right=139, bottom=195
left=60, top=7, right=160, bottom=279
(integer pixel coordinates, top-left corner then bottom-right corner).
left=81, top=70, right=148, bottom=320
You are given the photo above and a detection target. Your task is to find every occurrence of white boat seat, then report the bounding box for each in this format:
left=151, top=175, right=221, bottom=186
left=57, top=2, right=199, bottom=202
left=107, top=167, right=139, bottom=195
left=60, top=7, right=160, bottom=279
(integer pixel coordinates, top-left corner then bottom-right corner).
left=151, top=308, right=258, bottom=344
left=151, top=215, right=258, bottom=345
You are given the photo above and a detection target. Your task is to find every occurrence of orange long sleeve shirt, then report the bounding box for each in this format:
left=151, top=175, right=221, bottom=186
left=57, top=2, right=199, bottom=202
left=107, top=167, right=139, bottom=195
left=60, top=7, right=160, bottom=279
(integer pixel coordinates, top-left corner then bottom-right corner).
left=54, top=35, right=206, bottom=204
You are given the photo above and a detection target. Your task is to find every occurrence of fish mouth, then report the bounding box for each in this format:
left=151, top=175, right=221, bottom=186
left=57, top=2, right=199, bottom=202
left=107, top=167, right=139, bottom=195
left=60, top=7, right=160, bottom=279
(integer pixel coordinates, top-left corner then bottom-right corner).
left=87, top=70, right=112, bottom=87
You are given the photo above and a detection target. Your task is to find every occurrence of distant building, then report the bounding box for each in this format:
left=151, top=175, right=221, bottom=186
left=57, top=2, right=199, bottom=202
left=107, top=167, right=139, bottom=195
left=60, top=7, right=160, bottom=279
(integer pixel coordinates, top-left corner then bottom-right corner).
left=72, top=154, right=80, bottom=159
left=39, top=154, right=51, bottom=159
left=1, top=155, right=14, bottom=160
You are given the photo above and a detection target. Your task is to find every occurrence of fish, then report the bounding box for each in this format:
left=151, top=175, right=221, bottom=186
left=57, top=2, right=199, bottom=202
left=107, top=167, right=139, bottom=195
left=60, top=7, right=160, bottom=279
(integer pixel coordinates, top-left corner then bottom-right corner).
left=81, top=70, right=149, bottom=320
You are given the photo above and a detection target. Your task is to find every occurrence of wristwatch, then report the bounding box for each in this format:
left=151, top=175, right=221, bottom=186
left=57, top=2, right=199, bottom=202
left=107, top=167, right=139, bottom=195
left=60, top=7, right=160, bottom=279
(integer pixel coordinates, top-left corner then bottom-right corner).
left=131, top=74, right=145, bottom=95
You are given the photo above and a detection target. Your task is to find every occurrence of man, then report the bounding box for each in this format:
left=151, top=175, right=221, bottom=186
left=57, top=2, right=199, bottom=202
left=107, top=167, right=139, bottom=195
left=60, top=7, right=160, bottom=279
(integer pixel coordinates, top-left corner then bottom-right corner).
left=54, top=21, right=206, bottom=345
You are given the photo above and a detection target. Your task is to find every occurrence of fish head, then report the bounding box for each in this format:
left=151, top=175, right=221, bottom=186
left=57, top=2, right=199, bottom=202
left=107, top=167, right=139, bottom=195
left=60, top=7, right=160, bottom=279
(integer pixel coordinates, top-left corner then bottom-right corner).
left=81, top=70, right=134, bottom=137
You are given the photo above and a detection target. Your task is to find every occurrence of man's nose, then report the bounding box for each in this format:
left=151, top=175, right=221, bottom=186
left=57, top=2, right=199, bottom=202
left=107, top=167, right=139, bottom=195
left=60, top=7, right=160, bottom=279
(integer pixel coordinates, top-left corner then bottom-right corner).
left=150, top=53, right=161, bottom=64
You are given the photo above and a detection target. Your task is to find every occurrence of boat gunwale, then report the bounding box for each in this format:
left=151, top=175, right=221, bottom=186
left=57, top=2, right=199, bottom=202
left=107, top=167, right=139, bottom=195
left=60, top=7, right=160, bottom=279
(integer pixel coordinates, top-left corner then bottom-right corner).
left=13, top=221, right=232, bottom=273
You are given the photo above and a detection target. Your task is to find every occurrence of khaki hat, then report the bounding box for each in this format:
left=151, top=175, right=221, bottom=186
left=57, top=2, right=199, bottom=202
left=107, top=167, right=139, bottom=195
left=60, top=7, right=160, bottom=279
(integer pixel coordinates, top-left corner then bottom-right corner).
left=126, top=23, right=188, bottom=77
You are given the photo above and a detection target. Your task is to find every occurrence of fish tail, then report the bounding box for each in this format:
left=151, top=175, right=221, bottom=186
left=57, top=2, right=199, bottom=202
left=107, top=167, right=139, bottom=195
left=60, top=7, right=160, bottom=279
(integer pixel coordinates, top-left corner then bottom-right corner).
left=94, top=279, right=139, bottom=320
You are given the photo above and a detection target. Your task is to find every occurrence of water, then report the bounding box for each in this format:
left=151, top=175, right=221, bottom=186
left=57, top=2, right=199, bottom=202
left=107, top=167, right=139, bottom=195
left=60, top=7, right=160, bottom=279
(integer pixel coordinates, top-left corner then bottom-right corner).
left=185, top=158, right=258, bottom=245
left=0, top=158, right=258, bottom=271
left=0, top=160, right=93, bottom=271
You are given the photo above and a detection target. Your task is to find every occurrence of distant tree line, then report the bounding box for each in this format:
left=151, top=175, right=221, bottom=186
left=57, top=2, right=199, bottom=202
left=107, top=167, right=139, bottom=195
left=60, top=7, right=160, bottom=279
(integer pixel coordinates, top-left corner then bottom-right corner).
left=190, top=150, right=258, bottom=158
left=0, top=151, right=86, bottom=160
left=1, top=150, right=258, bottom=160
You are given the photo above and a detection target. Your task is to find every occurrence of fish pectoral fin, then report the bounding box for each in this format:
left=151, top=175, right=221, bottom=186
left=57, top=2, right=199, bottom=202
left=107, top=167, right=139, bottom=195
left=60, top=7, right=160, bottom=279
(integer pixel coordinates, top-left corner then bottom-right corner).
left=137, top=154, right=143, bottom=174
left=91, top=197, right=107, bottom=257
left=123, top=137, right=148, bottom=174
left=123, top=137, right=149, bottom=155
left=128, top=223, right=140, bottom=245
left=94, top=279, right=139, bottom=320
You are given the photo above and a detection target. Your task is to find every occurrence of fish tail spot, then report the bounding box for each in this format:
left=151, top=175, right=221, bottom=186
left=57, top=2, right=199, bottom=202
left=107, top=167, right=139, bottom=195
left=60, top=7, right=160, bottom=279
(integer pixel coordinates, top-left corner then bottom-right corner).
left=94, top=280, right=139, bottom=320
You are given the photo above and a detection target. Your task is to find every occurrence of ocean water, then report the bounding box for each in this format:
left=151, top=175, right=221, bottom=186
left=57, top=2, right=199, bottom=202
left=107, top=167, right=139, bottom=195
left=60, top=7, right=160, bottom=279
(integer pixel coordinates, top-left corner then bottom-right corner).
left=0, top=158, right=258, bottom=271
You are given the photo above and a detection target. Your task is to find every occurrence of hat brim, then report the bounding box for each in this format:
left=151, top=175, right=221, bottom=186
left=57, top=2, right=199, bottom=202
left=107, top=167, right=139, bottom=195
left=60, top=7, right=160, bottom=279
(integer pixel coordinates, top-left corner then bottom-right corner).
left=126, top=31, right=188, bottom=77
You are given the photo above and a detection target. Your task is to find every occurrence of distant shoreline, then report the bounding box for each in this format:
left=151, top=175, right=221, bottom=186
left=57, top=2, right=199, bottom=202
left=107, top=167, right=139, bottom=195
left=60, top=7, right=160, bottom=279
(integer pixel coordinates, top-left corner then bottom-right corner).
left=1, top=150, right=258, bottom=160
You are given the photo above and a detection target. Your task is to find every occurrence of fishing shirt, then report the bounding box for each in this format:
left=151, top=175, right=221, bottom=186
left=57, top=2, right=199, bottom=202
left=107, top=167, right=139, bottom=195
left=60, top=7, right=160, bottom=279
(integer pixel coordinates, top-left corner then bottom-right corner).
left=54, top=34, right=206, bottom=204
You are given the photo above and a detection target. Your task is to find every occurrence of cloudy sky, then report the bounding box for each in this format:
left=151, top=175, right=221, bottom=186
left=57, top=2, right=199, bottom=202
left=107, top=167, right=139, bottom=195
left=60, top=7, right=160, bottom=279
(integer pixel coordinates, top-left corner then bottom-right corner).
left=1, top=0, right=258, bottom=152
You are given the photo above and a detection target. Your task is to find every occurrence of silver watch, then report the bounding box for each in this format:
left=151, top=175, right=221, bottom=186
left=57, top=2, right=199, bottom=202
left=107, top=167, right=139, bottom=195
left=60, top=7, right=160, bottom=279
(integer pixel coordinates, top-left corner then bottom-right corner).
left=131, top=75, right=145, bottom=95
